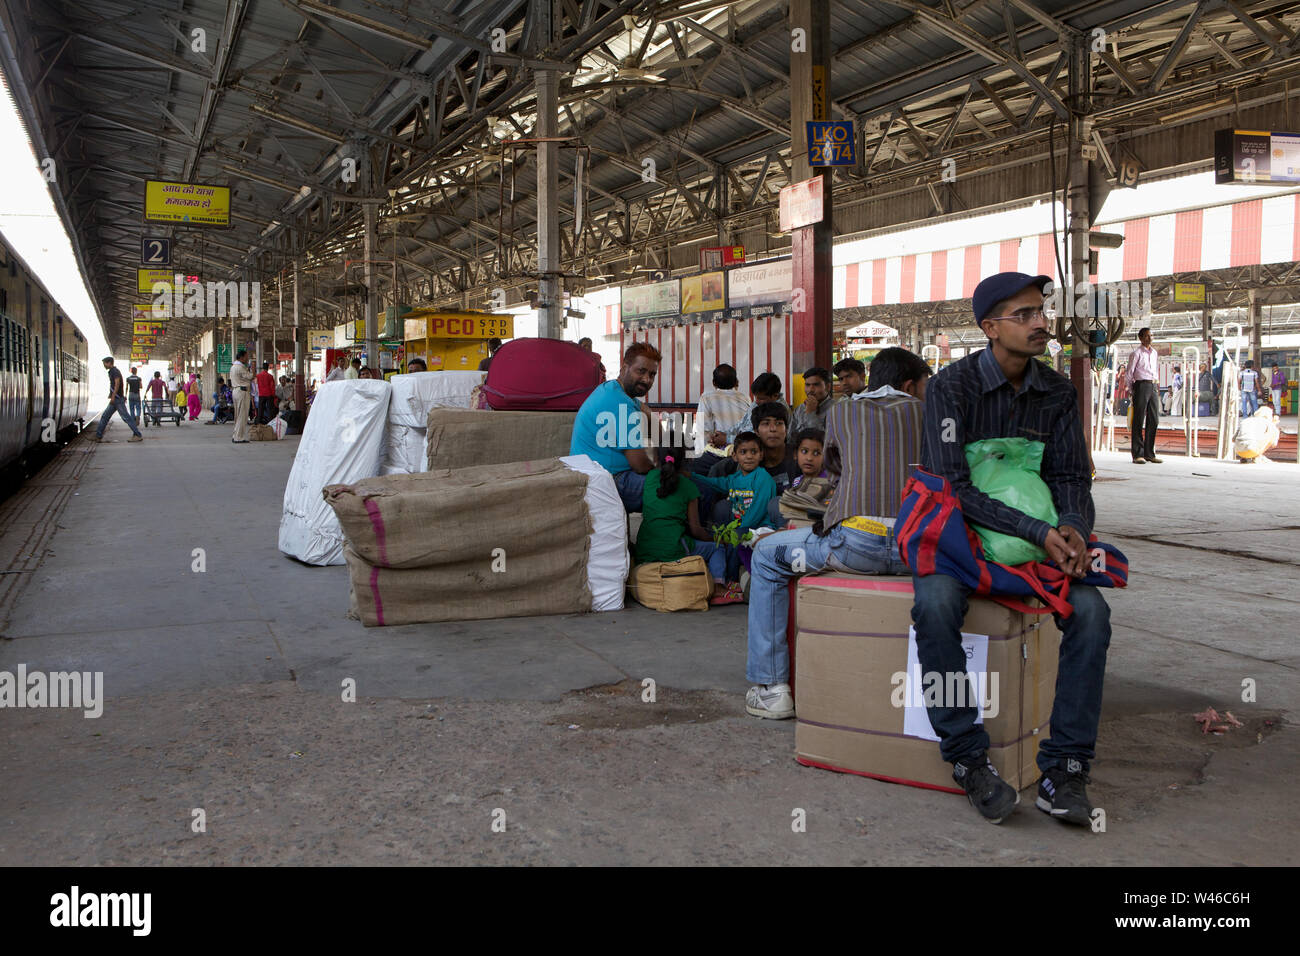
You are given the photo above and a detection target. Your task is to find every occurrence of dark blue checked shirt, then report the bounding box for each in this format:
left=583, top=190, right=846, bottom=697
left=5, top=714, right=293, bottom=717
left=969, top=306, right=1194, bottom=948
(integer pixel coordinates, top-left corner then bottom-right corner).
left=920, top=347, right=1094, bottom=546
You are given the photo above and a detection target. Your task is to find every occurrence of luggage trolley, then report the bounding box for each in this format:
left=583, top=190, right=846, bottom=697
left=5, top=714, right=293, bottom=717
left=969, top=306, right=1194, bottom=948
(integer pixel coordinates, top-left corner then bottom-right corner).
left=144, top=397, right=184, bottom=427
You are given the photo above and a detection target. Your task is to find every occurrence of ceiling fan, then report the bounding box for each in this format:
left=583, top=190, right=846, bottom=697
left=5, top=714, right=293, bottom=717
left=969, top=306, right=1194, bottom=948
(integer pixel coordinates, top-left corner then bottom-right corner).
left=579, top=15, right=702, bottom=82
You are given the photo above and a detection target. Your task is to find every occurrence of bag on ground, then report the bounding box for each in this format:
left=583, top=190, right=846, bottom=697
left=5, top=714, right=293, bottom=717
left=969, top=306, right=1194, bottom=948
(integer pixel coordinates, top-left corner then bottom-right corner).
left=279, top=379, right=391, bottom=565
left=627, top=556, right=714, bottom=612
left=324, top=454, right=627, bottom=626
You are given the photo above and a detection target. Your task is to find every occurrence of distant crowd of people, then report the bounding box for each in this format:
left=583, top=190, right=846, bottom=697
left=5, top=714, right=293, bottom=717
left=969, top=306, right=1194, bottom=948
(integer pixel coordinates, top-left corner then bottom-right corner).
left=94, top=353, right=302, bottom=444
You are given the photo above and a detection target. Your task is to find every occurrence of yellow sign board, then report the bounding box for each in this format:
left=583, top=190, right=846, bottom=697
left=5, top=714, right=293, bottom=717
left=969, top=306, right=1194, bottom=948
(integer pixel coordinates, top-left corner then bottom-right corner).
left=404, top=310, right=513, bottom=340
left=681, top=271, right=725, bottom=313
left=133, top=303, right=170, bottom=320
left=144, top=180, right=231, bottom=227
left=133, top=336, right=157, bottom=348
left=1172, top=282, right=1207, bottom=304
left=134, top=321, right=167, bottom=336
left=138, top=269, right=175, bottom=295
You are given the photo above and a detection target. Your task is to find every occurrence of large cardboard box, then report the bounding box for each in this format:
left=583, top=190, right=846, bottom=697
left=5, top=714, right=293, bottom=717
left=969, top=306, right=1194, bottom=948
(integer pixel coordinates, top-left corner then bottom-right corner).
left=794, top=573, right=1060, bottom=793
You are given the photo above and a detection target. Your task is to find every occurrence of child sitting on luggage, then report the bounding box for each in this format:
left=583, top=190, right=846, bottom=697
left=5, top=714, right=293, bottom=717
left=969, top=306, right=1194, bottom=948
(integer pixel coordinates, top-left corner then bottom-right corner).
left=634, top=444, right=741, bottom=605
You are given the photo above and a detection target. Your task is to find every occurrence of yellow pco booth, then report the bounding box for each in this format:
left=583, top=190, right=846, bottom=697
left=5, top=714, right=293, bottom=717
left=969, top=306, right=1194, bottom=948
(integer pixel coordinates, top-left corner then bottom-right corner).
left=401, top=309, right=514, bottom=372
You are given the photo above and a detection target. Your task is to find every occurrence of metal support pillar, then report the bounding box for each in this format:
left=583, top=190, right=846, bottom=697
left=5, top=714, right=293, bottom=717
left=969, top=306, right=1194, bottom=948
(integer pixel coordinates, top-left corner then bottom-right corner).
left=789, top=0, right=834, bottom=376
left=1248, top=289, right=1263, bottom=367
left=1067, top=33, right=1093, bottom=450
left=294, top=262, right=306, bottom=412
left=534, top=0, right=562, bottom=339
left=714, top=163, right=729, bottom=246
left=364, top=200, right=379, bottom=365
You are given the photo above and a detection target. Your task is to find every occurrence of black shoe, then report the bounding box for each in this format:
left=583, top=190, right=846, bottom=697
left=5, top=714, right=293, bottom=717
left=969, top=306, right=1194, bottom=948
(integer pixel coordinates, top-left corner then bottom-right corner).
left=952, top=753, right=1019, bottom=824
left=1035, top=759, right=1093, bottom=826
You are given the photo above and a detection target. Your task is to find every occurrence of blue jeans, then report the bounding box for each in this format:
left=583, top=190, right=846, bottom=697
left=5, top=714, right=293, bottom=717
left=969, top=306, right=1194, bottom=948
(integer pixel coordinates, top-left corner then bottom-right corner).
left=96, top=395, right=140, bottom=437
left=1242, top=389, right=1259, bottom=416
left=128, top=395, right=142, bottom=423
left=910, top=572, right=1112, bottom=773
left=747, top=524, right=907, bottom=685
left=613, top=468, right=646, bottom=512
left=682, top=539, right=726, bottom=581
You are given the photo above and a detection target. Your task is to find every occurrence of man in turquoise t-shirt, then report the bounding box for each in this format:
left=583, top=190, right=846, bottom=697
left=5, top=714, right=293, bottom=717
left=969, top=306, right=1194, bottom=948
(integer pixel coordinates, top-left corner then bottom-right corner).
left=570, top=342, right=662, bottom=511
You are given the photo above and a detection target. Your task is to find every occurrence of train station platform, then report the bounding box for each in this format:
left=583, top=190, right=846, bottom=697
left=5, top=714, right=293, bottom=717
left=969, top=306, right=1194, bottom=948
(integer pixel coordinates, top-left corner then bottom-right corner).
left=0, top=414, right=1296, bottom=866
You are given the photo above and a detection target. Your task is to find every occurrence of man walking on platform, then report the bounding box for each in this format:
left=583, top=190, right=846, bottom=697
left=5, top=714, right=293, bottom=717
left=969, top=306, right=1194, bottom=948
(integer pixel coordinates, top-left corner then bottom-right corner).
left=95, top=357, right=143, bottom=443
left=1124, top=327, right=1163, bottom=463
left=125, top=367, right=143, bottom=425
left=229, top=350, right=253, bottom=443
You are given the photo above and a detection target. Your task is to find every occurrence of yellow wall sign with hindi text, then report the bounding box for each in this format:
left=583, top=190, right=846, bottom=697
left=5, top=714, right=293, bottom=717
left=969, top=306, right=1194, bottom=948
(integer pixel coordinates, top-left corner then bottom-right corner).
left=144, top=180, right=231, bottom=227
left=138, top=269, right=175, bottom=295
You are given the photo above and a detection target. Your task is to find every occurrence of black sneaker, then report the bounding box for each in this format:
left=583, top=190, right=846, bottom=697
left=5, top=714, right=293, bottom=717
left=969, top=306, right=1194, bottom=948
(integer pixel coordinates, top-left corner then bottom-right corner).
left=1035, top=758, right=1093, bottom=826
left=952, top=753, right=1019, bottom=824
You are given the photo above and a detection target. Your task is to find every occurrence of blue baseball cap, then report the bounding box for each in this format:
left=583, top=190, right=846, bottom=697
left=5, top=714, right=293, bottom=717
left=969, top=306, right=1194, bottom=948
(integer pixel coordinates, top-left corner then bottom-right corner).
left=972, top=272, right=1052, bottom=322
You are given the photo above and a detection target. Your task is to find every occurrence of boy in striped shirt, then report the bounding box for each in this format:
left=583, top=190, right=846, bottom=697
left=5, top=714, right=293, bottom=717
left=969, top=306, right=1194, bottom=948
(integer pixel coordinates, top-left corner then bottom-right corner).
left=743, top=348, right=932, bottom=721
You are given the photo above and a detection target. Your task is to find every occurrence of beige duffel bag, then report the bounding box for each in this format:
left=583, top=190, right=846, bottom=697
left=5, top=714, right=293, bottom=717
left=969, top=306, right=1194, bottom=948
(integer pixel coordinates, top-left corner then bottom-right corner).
left=627, top=556, right=714, bottom=612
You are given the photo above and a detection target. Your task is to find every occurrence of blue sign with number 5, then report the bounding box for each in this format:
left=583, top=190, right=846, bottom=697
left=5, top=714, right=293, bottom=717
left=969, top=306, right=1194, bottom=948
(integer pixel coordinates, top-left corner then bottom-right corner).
left=806, top=121, right=856, bottom=166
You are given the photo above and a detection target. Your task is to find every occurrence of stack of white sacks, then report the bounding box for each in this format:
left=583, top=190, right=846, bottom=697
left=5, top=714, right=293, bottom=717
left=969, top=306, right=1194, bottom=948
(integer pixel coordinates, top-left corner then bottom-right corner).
left=380, top=371, right=483, bottom=474
left=277, top=370, right=626, bottom=612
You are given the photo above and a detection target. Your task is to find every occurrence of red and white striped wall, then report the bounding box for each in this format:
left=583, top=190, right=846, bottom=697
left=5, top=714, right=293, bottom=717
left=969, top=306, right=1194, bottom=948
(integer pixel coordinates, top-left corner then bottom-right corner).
left=621, top=315, right=794, bottom=407
left=832, top=194, right=1300, bottom=307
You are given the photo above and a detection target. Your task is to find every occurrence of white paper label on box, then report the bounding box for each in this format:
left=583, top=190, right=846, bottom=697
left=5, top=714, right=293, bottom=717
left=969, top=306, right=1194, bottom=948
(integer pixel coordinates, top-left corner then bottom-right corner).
left=900, top=628, right=992, bottom=741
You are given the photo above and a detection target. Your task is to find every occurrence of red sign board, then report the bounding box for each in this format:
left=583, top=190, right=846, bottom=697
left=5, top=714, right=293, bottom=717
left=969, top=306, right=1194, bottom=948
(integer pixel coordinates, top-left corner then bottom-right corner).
left=699, top=245, right=745, bottom=271
left=780, top=176, right=824, bottom=232
left=277, top=352, right=293, bottom=362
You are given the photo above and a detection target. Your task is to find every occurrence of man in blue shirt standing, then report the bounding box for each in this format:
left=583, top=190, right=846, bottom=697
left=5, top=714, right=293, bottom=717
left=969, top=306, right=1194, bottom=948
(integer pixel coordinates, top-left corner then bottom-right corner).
left=570, top=341, right=661, bottom=511
left=913, top=272, right=1110, bottom=828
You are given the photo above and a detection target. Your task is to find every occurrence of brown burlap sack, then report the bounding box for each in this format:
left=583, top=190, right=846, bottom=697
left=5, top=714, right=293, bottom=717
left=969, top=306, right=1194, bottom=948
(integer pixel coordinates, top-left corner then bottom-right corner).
left=325, top=458, right=594, bottom=626
left=425, top=409, right=576, bottom=471
left=249, top=423, right=276, bottom=441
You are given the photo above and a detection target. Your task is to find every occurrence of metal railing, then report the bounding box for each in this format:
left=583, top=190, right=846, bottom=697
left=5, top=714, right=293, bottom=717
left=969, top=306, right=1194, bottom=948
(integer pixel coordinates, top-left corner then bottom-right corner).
left=1092, top=365, right=1116, bottom=453
left=1182, top=346, right=1200, bottom=457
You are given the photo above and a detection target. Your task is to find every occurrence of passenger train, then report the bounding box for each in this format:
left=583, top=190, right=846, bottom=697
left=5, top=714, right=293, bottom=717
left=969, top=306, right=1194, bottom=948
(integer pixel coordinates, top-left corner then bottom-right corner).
left=0, top=228, right=90, bottom=478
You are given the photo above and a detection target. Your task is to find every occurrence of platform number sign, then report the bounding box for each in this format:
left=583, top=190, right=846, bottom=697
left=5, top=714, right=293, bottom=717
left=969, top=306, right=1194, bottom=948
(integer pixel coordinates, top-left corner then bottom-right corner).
left=806, top=121, right=855, bottom=167
left=141, top=237, right=171, bottom=266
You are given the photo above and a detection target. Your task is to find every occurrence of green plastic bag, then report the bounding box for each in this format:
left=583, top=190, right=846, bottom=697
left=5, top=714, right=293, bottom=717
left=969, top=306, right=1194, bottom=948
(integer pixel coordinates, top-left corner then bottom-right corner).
left=963, top=438, right=1058, bottom=566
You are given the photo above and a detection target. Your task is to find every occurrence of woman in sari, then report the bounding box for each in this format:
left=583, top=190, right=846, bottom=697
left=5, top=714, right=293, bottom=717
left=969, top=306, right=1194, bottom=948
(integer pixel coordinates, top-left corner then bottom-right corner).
left=187, top=373, right=202, bottom=420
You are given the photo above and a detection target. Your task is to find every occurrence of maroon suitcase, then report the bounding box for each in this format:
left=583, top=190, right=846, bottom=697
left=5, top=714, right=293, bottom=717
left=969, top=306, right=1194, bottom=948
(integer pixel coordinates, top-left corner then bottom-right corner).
left=482, top=338, right=605, bottom=411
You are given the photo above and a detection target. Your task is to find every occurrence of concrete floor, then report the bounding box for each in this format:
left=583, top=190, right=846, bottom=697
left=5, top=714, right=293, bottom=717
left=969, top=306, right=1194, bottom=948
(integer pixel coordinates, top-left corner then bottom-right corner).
left=0, top=415, right=1296, bottom=865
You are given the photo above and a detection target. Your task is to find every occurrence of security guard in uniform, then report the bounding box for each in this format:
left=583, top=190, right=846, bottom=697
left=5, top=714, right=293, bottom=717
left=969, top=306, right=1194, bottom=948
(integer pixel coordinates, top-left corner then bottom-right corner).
left=229, top=349, right=254, bottom=443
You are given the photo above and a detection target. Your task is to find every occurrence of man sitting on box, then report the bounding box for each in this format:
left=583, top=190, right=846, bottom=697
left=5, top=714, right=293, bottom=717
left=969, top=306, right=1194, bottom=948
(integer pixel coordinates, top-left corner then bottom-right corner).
left=914, top=271, right=1109, bottom=827
left=744, top=347, right=932, bottom=720
left=569, top=341, right=661, bottom=512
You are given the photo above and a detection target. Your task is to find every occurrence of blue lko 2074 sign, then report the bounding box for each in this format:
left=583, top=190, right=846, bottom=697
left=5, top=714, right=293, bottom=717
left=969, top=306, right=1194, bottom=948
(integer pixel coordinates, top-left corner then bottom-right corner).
left=806, top=121, right=855, bottom=166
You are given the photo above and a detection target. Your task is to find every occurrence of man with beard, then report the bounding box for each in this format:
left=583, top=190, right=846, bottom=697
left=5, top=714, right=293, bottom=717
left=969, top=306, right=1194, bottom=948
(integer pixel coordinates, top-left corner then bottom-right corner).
left=912, top=272, right=1110, bottom=828
left=569, top=341, right=661, bottom=512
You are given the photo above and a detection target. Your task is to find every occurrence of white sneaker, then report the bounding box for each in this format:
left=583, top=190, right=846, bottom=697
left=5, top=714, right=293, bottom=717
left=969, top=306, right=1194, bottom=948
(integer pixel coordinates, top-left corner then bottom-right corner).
left=746, top=683, right=795, bottom=719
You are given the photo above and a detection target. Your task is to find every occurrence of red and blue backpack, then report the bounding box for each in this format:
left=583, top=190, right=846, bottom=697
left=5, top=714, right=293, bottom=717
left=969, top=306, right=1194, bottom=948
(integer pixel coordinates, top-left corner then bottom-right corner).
left=896, top=469, right=1128, bottom=618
